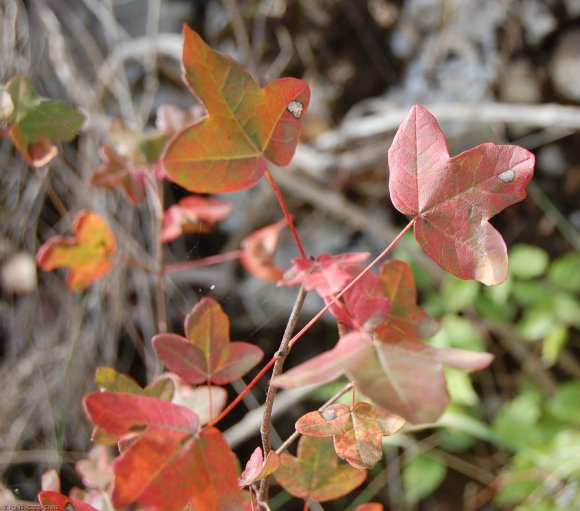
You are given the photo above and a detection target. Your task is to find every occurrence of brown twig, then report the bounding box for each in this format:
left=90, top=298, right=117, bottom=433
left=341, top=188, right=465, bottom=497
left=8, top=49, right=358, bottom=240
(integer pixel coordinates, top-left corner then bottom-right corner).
left=258, top=285, right=307, bottom=502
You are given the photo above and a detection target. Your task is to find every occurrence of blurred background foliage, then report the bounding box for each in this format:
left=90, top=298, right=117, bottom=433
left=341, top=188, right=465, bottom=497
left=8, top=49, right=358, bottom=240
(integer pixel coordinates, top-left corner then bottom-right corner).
left=1, top=0, right=579, bottom=509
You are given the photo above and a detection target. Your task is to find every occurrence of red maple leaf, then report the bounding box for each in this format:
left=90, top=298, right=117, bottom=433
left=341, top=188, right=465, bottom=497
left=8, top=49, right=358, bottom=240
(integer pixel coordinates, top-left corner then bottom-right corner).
left=388, top=104, right=534, bottom=285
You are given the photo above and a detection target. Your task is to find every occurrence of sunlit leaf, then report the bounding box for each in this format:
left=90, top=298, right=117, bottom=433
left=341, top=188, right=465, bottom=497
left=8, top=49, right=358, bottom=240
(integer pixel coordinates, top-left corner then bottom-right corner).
left=36, top=211, right=116, bottom=291
left=274, top=332, right=492, bottom=424
left=275, top=436, right=366, bottom=502
left=94, top=367, right=174, bottom=400
left=296, top=402, right=405, bottom=469
left=152, top=297, right=263, bottom=384
left=388, top=104, right=534, bottom=285
left=163, top=26, right=310, bottom=193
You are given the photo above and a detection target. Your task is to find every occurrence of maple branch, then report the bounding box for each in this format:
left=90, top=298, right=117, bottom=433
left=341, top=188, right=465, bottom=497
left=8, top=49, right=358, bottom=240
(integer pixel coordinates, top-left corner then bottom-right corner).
left=164, top=250, right=243, bottom=274
left=258, top=285, right=307, bottom=502
left=263, top=166, right=307, bottom=259
left=288, top=217, right=416, bottom=349
left=275, top=382, right=355, bottom=456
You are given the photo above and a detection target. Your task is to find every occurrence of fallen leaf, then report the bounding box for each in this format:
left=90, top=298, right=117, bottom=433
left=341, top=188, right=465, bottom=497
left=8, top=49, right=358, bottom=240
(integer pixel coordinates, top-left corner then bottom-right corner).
left=152, top=297, right=263, bottom=384
left=240, top=218, right=287, bottom=282
left=296, top=402, right=405, bottom=469
left=275, top=436, right=366, bottom=502
left=274, top=332, right=493, bottom=424
left=160, top=196, right=233, bottom=243
left=238, top=447, right=280, bottom=487
left=163, top=26, right=310, bottom=193
left=388, top=104, right=534, bottom=285
left=36, top=211, right=116, bottom=291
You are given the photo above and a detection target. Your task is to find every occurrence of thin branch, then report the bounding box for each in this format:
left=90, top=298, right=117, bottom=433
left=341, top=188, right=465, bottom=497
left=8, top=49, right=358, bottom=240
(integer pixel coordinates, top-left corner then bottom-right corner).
left=258, top=286, right=307, bottom=502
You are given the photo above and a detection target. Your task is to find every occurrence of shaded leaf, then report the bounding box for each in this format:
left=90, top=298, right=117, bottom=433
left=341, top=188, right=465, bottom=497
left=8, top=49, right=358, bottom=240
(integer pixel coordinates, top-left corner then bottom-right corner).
left=172, top=382, right=228, bottom=425
left=94, top=367, right=174, bottom=400
left=163, top=26, right=310, bottom=193
left=275, top=436, right=366, bottom=502
left=388, top=104, right=534, bottom=285
left=297, top=402, right=405, bottom=469
left=3, top=77, right=84, bottom=166
left=152, top=297, right=263, bottom=384
left=324, top=267, right=391, bottom=331
left=160, top=196, right=232, bottom=243
left=36, top=211, right=116, bottom=291
left=238, top=447, right=280, bottom=487
left=274, top=332, right=493, bottom=424
left=38, top=491, right=98, bottom=511
left=241, top=218, right=287, bottom=282
left=376, top=259, right=438, bottom=341
left=403, top=454, right=447, bottom=505
left=41, top=469, right=60, bottom=492
left=280, top=252, right=370, bottom=297
left=75, top=446, right=114, bottom=491
left=89, top=145, right=148, bottom=205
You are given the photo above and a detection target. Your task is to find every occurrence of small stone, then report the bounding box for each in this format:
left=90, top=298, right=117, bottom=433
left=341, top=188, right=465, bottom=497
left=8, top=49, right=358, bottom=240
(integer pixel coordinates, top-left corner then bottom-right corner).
left=550, top=30, right=580, bottom=101
left=537, top=145, right=567, bottom=177
left=521, top=0, right=557, bottom=46
left=1, top=252, right=37, bottom=294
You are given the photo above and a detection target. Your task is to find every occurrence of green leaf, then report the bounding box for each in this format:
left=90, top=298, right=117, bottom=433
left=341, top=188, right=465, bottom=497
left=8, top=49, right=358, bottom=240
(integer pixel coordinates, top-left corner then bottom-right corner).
left=18, top=100, right=84, bottom=142
left=542, top=325, right=569, bottom=367
left=548, top=382, right=580, bottom=426
left=548, top=252, right=580, bottom=292
left=517, top=306, right=556, bottom=341
left=403, top=453, right=447, bottom=505
left=494, top=392, right=542, bottom=449
left=429, top=314, right=486, bottom=352
left=508, top=244, right=549, bottom=280
left=275, top=436, right=367, bottom=502
left=441, top=275, right=480, bottom=312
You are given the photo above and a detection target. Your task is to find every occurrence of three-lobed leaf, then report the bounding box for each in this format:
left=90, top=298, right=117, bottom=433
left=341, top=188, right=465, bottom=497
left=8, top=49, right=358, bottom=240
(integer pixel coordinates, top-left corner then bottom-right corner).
left=275, top=436, right=366, bottom=502
left=388, top=104, right=534, bottom=285
left=36, top=210, right=117, bottom=291
left=152, top=297, right=263, bottom=385
left=274, top=332, right=493, bottom=424
left=162, top=25, right=310, bottom=193
left=84, top=392, right=244, bottom=511
left=2, top=77, right=84, bottom=166
left=296, top=402, right=405, bottom=469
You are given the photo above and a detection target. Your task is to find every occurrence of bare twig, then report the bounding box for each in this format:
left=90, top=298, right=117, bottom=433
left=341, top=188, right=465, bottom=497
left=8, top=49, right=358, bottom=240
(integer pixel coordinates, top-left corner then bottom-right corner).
left=258, top=286, right=307, bottom=501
